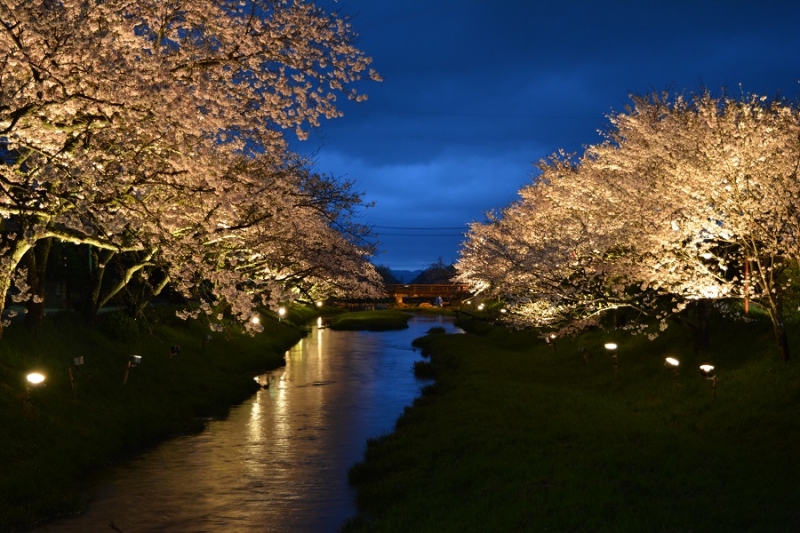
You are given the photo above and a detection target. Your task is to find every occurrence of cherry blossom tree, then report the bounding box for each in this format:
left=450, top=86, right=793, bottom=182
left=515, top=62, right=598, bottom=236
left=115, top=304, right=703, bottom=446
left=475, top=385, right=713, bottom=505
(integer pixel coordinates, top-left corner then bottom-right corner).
left=0, top=0, right=381, bottom=334
left=458, top=91, right=800, bottom=360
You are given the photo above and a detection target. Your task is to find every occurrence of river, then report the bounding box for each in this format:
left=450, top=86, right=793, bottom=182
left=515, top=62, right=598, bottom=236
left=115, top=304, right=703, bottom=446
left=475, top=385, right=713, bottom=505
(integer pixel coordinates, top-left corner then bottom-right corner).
left=35, top=314, right=461, bottom=533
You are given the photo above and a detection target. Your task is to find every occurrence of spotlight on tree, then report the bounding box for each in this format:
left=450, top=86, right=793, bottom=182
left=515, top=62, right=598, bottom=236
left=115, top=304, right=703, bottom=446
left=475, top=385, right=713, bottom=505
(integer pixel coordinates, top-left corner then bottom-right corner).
left=605, top=343, right=618, bottom=376
left=26, top=373, right=45, bottom=386
left=251, top=315, right=260, bottom=325
left=24, top=372, right=46, bottom=411
left=123, top=355, right=141, bottom=385
left=665, top=357, right=680, bottom=388
left=700, top=364, right=717, bottom=400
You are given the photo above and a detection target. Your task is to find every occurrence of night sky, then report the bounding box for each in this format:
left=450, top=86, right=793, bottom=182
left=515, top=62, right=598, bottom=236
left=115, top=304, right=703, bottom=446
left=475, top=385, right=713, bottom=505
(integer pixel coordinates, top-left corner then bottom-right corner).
left=297, top=1, right=800, bottom=271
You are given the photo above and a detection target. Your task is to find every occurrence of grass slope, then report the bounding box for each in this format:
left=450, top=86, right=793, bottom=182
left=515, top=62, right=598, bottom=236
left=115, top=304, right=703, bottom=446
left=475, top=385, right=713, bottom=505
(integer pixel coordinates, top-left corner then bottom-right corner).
left=344, top=312, right=800, bottom=532
left=328, top=310, right=413, bottom=331
left=0, top=307, right=309, bottom=532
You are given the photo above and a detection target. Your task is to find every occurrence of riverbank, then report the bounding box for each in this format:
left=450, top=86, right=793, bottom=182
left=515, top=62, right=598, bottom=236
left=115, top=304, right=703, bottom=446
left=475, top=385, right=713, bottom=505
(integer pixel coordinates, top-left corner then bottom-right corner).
left=0, top=306, right=313, bottom=532
left=344, top=310, right=800, bottom=532
left=327, top=310, right=414, bottom=331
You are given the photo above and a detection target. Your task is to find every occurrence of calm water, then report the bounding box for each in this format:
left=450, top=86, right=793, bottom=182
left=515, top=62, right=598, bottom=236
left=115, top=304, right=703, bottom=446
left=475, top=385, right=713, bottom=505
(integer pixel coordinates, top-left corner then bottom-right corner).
left=36, top=314, right=460, bottom=533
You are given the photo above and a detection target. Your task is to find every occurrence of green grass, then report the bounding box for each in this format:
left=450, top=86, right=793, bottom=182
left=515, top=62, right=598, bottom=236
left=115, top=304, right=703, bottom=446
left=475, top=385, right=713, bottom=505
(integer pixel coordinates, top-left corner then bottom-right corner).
left=327, top=310, right=413, bottom=331
left=344, top=311, right=800, bottom=532
left=0, top=306, right=309, bottom=532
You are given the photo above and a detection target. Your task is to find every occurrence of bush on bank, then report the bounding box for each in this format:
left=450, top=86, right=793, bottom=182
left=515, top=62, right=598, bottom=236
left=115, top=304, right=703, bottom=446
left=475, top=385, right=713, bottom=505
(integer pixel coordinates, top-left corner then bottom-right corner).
left=344, top=309, right=800, bottom=532
left=0, top=306, right=309, bottom=532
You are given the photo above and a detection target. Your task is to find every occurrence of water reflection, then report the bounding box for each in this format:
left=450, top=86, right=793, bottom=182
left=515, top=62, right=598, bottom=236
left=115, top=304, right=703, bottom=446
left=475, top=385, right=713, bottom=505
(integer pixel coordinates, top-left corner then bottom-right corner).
left=36, top=314, right=461, bottom=533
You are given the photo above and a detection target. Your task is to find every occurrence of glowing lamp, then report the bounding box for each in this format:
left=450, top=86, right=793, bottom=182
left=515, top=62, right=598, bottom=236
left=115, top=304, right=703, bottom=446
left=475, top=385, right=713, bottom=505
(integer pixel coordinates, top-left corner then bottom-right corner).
left=251, top=315, right=260, bottom=325
left=316, top=301, right=323, bottom=308
left=130, top=355, right=142, bottom=367
left=477, top=303, right=485, bottom=311
left=699, top=364, right=715, bottom=378
left=604, top=343, right=617, bottom=351
left=278, top=307, right=286, bottom=317
left=26, top=372, right=45, bottom=385
left=665, top=357, right=679, bottom=367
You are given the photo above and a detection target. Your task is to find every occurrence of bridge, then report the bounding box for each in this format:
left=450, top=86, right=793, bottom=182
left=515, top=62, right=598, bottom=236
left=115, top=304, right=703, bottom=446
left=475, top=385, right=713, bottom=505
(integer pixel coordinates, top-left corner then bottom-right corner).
left=384, top=283, right=470, bottom=305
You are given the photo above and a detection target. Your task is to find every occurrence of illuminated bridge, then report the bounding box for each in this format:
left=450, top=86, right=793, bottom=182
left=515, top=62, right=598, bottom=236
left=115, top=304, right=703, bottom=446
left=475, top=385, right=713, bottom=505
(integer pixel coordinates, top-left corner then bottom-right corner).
left=384, top=283, right=470, bottom=305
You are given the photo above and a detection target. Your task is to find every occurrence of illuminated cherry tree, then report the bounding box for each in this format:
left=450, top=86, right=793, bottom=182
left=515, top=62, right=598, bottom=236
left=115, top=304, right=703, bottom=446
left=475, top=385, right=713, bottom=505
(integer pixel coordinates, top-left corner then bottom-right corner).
left=0, top=0, right=381, bottom=333
left=458, top=91, right=800, bottom=360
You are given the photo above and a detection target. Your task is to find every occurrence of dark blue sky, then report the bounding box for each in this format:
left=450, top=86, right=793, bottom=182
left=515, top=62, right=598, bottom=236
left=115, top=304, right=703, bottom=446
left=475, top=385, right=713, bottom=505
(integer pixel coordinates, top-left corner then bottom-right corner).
left=297, top=0, right=800, bottom=271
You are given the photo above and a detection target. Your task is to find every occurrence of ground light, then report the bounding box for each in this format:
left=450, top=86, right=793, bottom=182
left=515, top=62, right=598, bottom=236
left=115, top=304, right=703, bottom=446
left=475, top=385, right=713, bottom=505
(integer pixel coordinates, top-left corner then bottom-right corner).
left=605, top=343, right=618, bottom=376
left=700, top=364, right=717, bottom=400
left=665, top=357, right=680, bottom=389
left=69, top=357, right=84, bottom=395
left=26, top=372, right=45, bottom=386
left=123, top=355, right=142, bottom=385
left=316, top=301, right=323, bottom=308
left=25, top=372, right=46, bottom=412
left=168, top=345, right=180, bottom=372
left=278, top=307, right=286, bottom=322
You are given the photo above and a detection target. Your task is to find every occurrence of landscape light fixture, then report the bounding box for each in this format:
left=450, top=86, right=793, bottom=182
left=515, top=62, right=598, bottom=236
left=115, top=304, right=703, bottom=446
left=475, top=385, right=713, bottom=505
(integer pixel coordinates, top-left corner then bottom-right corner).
left=605, top=343, right=618, bottom=376
left=24, top=372, right=46, bottom=411
left=26, top=372, right=45, bottom=386
left=477, top=303, right=485, bottom=311
left=316, top=301, right=323, bottom=308
left=70, top=357, right=84, bottom=395
left=665, top=357, right=680, bottom=388
left=251, top=315, right=260, bottom=325
left=278, top=307, right=286, bottom=321
left=700, top=364, right=717, bottom=400
left=123, top=355, right=142, bottom=385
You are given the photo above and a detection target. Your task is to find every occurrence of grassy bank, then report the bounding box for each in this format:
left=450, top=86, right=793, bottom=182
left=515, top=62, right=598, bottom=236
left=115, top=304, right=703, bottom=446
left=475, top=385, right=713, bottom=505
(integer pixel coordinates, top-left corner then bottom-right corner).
left=344, top=311, right=800, bottom=532
left=0, top=306, right=311, bottom=532
left=328, top=310, right=413, bottom=331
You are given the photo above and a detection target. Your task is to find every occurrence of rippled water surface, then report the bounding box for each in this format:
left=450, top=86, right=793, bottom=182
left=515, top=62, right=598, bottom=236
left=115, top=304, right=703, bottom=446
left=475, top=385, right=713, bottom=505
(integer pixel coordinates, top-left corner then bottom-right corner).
left=36, top=314, right=460, bottom=533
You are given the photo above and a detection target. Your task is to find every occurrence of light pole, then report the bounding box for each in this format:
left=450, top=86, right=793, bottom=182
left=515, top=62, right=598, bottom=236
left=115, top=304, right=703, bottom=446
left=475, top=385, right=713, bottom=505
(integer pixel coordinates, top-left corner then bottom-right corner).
left=123, top=355, right=141, bottom=385
left=700, top=364, right=717, bottom=400
left=25, top=372, right=46, bottom=412
left=665, top=357, right=680, bottom=389
left=605, top=343, right=618, bottom=377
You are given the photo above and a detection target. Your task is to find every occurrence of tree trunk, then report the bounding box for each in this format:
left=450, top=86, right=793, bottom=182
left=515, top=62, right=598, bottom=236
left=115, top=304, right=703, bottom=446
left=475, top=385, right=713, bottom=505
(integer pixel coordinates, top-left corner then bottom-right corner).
left=0, top=239, right=36, bottom=339
left=766, top=295, right=790, bottom=362
left=691, top=299, right=710, bottom=353
left=24, top=238, right=52, bottom=331
left=84, top=247, right=115, bottom=321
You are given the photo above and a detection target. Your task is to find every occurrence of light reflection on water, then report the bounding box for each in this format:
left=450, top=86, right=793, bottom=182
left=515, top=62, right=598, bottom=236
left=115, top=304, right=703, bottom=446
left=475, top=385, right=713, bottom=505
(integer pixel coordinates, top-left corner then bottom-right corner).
left=36, top=314, right=461, bottom=533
